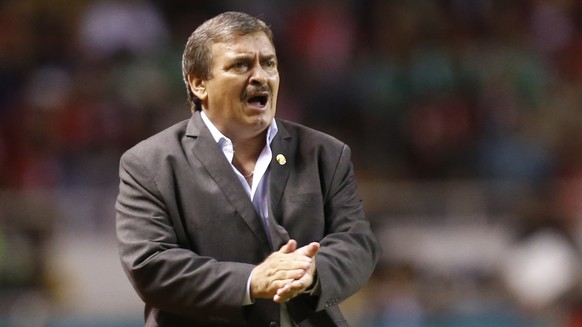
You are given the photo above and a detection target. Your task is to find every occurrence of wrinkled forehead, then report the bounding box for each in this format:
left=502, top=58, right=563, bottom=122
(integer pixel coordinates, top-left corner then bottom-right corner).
left=210, top=32, right=277, bottom=58
left=212, top=31, right=274, bottom=49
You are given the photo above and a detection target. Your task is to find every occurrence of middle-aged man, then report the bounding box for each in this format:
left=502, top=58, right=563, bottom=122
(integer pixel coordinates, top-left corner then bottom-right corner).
left=116, top=11, right=380, bottom=327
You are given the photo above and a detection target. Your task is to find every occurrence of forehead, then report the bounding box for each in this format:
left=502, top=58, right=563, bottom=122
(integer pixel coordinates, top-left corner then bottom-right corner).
left=211, top=32, right=276, bottom=59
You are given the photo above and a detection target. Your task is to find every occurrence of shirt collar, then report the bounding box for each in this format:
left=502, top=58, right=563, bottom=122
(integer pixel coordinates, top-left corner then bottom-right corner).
left=200, top=110, right=278, bottom=151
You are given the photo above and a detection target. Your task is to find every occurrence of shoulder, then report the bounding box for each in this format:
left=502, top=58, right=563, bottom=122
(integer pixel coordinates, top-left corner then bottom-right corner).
left=121, top=119, right=189, bottom=163
left=276, top=119, right=346, bottom=150
left=275, top=119, right=352, bottom=168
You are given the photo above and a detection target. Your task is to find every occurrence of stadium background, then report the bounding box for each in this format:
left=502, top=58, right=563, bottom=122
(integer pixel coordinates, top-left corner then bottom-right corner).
left=1, top=0, right=582, bottom=326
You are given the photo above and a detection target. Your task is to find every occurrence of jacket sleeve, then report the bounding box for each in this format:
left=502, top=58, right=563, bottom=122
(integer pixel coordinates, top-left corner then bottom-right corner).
left=115, top=149, right=254, bottom=325
left=313, top=144, right=381, bottom=312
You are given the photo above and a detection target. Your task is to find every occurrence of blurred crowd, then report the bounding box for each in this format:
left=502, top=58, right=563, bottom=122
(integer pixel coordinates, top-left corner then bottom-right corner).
left=1, top=0, right=582, bottom=326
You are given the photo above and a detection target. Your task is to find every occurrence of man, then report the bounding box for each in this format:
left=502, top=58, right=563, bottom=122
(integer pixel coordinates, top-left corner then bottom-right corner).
left=116, top=11, right=380, bottom=327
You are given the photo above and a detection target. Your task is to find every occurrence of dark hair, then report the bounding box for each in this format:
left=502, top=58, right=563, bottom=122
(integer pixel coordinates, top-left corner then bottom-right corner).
left=182, top=11, right=274, bottom=111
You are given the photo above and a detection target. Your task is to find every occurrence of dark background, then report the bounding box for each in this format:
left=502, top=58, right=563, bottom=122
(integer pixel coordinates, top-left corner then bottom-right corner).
left=1, top=1, right=582, bottom=326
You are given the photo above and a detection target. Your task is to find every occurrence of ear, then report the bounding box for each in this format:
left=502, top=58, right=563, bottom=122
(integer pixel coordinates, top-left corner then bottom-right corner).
left=188, top=75, right=207, bottom=102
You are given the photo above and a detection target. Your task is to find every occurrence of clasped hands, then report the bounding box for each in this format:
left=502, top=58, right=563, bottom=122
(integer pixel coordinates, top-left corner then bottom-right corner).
left=250, top=239, right=319, bottom=303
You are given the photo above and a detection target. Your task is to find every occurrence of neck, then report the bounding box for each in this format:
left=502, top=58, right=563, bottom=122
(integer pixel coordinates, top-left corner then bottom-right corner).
left=232, top=132, right=266, bottom=179
left=233, top=130, right=266, bottom=158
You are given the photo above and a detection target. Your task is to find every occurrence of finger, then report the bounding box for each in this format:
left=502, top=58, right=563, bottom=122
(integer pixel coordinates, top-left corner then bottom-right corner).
left=276, top=274, right=308, bottom=296
left=289, top=277, right=309, bottom=290
left=271, top=268, right=307, bottom=281
left=277, top=283, right=300, bottom=298
left=285, top=265, right=316, bottom=293
left=278, top=239, right=297, bottom=254
left=274, top=283, right=304, bottom=303
left=272, top=252, right=313, bottom=269
left=276, top=282, right=292, bottom=295
left=263, top=254, right=311, bottom=271
left=296, top=242, right=320, bottom=258
left=273, top=284, right=293, bottom=303
left=272, top=278, right=294, bottom=290
left=273, top=294, right=286, bottom=303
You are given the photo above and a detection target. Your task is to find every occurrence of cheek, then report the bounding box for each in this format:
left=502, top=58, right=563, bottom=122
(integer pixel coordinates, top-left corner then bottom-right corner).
left=210, top=85, right=240, bottom=104
left=270, top=78, right=280, bottom=95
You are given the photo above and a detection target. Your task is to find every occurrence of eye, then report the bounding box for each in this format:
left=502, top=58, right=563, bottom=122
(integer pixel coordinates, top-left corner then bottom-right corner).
left=231, top=61, right=249, bottom=72
left=263, top=59, right=277, bottom=69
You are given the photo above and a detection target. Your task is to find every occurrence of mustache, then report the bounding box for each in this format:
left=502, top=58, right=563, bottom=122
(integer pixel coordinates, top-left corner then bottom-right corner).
left=241, top=85, right=270, bottom=99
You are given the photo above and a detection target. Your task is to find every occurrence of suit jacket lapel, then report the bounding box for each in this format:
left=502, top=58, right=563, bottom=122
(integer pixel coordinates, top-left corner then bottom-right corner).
left=186, top=113, right=271, bottom=250
left=268, top=120, right=293, bottom=249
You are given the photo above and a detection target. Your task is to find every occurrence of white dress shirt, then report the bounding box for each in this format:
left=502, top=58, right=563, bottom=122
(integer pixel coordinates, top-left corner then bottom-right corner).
left=200, top=111, right=293, bottom=327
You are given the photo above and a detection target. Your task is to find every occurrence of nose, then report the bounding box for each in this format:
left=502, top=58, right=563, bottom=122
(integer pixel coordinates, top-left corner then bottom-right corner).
left=249, top=65, right=268, bottom=86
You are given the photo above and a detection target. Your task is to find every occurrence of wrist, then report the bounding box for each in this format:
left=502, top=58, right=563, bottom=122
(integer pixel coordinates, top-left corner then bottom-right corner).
left=303, top=272, right=320, bottom=295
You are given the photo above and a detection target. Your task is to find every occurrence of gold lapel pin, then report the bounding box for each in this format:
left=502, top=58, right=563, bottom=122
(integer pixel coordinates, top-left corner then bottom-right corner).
left=276, top=154, right=287, bottom=165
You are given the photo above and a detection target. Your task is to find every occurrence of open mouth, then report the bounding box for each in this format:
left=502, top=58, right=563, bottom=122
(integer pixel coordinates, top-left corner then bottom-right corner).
left=246, top=94, right=269, bottom=108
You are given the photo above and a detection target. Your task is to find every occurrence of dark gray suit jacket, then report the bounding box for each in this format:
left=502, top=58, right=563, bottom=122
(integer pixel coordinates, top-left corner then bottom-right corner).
left=116, top=112, right=380, bottom=326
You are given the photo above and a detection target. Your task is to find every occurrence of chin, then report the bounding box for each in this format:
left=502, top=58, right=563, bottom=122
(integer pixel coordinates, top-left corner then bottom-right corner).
left=248, top=114, right=272, bottom=131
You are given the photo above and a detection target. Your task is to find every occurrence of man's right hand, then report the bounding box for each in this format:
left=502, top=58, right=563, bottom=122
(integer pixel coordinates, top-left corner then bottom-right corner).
left=250, top=239, right=319, bottom=300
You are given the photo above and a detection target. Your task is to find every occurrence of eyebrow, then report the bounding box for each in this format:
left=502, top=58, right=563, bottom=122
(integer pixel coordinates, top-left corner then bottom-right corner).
left=262, top=54, right=277, bottom=61
left=229, top=52, right=277, bottom=61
